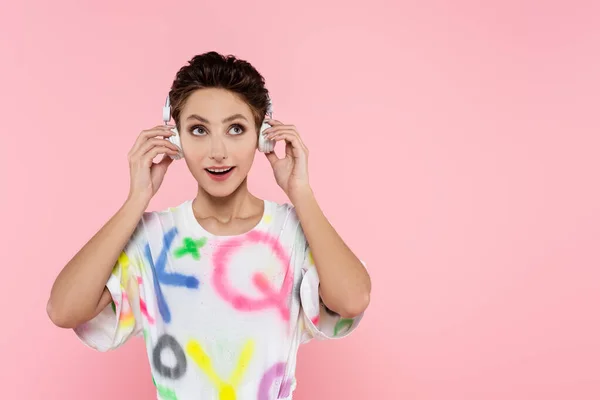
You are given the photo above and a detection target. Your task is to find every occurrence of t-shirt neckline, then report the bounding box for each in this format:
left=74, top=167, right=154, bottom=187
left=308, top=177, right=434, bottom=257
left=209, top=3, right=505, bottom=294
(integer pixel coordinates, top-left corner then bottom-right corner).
left=183, top=198, right=272, bottom=239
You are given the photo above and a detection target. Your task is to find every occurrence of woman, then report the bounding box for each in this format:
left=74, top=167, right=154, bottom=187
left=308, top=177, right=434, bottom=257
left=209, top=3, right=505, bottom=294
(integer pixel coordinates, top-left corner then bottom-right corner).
left=47, top=51, right=371, bottom=400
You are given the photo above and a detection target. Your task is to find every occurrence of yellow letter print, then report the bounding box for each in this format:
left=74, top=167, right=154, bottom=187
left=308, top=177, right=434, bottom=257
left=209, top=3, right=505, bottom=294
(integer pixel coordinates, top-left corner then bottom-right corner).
left=186, top=339, right=255, bottom=400
left=114, top=251, right=136, bottom=329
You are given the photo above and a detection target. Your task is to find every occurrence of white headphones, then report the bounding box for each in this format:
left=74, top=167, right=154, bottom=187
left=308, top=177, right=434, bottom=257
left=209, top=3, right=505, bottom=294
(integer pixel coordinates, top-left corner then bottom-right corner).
left=162, top=93, right=276, bottom=160
left=258, top=97, right=276, bottom=153
left=162, top=96, right=183, bottom=160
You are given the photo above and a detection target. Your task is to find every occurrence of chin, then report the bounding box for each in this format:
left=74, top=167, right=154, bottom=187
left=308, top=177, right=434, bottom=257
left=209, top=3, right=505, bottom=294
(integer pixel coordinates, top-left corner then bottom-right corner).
left=197, top=168, right=247, bottom=198
left=202, top=184, right=239, bottom=198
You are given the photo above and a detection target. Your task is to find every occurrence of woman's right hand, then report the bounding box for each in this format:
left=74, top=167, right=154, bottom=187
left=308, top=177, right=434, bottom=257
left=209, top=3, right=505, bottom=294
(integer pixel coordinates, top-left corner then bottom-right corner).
left=48, top=125, right=180, bottom=329
left=127, top=125, right=181, bottom=204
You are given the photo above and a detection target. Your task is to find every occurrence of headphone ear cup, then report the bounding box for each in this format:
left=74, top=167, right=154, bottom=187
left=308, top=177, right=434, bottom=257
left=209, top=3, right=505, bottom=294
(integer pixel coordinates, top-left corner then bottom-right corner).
left=258, top=121, right=275, bottom=153
left=168, top=127, right=183, bottom=160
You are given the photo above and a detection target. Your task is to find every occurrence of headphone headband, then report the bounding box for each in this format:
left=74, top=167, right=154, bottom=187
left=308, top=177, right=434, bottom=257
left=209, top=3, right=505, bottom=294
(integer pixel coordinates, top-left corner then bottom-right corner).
left=162, top=95, right=171, bottom=124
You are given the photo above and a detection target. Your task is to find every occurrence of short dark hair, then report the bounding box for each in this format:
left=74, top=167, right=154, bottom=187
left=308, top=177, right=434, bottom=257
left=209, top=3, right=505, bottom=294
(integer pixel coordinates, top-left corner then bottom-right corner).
left=168, top=51, right=270, bottom=131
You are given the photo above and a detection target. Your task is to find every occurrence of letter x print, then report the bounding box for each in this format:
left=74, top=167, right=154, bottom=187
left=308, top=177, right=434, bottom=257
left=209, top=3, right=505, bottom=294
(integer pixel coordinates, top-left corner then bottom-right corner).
left=144, top=227, right=200, bottom=324
left=174, top=236, right=207, bottom=260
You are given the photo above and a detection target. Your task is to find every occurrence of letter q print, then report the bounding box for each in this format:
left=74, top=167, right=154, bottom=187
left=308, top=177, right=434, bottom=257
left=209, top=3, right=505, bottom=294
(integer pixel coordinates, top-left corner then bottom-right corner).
left=212, top=230, right=294, bottom=321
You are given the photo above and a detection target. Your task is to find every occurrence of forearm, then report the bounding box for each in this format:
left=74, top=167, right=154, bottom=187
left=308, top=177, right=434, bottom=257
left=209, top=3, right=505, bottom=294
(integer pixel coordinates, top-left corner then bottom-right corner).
left=47, top=195, right=148, bottom=328
left=292, top=188, right=371, bottom=318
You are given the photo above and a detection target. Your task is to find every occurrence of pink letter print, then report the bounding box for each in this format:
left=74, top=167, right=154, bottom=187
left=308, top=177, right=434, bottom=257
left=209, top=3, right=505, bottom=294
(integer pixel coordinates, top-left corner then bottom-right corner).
left=258, top=362, right=292, bottom=400
left=212, top=230, right=293, bottom=321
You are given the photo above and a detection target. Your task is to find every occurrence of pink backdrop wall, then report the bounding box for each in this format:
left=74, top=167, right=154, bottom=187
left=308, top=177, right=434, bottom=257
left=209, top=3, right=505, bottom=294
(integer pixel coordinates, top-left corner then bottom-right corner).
left=1, top=0, right=599, bottom=398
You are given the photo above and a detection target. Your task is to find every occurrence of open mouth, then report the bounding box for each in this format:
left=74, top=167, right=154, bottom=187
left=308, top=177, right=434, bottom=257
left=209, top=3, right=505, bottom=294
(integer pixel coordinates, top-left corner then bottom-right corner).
left=205, top=167, right=234, bottom=175
left=205, top=166, right=235, bottom=181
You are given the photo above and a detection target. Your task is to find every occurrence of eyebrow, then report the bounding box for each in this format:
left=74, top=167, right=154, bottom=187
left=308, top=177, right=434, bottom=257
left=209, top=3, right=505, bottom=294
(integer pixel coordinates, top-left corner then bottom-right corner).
left=186, top=113, right=248, bottom=124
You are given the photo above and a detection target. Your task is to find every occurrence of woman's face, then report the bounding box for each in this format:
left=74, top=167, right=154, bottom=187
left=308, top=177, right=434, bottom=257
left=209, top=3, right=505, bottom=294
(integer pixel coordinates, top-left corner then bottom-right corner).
left=177, top=88, right=259, bottom=198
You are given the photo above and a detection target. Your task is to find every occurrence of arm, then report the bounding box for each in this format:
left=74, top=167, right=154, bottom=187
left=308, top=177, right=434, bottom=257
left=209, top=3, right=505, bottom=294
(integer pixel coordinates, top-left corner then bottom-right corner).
left=292, top=187, right=371, bottom=319
left=47, top=123, right=178, bottom=329
left=263, top=119, right=371, bottom=319
left=46, top=196, right=147, bottom=329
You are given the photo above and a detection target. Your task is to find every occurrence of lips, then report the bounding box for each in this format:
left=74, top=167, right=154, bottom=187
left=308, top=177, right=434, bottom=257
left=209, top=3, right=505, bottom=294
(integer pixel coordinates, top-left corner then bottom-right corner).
left=205, top=166, right=235, bottom=181
left=205, top=167, right=234, bottom=175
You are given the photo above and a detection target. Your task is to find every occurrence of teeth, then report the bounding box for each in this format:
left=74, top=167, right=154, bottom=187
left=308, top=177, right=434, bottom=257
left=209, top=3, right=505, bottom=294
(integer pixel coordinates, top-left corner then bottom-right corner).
left=207, top=167, right=232, bottom=173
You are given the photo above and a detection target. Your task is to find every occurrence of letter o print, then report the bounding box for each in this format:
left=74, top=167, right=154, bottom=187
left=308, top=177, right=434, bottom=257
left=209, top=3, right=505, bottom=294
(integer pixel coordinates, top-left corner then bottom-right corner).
left=153, top=334, right=187, bottom=380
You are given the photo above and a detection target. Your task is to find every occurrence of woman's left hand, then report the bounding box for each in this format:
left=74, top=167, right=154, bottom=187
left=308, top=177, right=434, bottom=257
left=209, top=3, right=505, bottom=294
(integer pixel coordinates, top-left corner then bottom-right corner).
left=263, top=119, right=311, bottom=202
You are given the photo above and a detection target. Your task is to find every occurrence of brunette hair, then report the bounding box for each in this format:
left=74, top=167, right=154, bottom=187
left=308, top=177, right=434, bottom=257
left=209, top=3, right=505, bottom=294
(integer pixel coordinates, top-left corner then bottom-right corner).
left=168, top=51, right=270, bottom=131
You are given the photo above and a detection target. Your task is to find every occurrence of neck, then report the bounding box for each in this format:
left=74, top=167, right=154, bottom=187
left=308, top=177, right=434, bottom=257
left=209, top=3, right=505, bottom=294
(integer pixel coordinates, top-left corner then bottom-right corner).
left=192, top=178, right=262, bottom=223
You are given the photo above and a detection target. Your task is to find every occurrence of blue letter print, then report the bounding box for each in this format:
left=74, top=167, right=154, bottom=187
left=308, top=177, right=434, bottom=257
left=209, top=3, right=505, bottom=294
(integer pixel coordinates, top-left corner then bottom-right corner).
left=144, top=227, right=200, bottom=323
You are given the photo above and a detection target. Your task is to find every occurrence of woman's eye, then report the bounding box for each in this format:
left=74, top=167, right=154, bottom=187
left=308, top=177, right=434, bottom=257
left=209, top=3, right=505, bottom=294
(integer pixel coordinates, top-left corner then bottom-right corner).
left=229, top=124, right=245, bottom=135
left=191, top=126, right=206, bottom=136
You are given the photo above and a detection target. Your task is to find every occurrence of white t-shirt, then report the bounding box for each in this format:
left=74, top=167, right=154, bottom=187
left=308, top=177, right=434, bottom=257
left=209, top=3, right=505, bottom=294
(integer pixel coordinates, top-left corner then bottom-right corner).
left=74, top=199, right=364, bottom=400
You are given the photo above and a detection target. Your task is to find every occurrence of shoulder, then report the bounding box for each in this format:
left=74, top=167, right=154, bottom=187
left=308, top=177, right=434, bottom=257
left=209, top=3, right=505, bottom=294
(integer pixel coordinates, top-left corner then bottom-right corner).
left=265, top=199, right=307, bottom=247
left=267, top=199, right=294, bottom=218
left=130, top=200, right=191, bottom=245
left=148, top=201, right=189, bottom=222
left=266, top=199, right=300, bottom=228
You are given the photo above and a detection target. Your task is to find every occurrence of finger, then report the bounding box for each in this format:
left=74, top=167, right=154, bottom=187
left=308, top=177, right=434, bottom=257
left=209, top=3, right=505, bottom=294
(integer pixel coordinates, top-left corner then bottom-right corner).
left=129, top=126, right=175, bottom=157
left=149, top=154, right=174, bottom=188
left=265, top=124, right=300, bottom=137
left=141, top=146, right=178, bottom=167
left=145, top=137, right=180, bottom=153
left=264, top=119, right=284, bottom=126
left=132, top=138, right=180, bottom=161
left=267, top=131, right=306, bottom=157
left=265, top=127, right=298, bottom=139
left=136, top=126, right=175, bottom=148
left=267, top=130, right=308, bottom=154
left=153, top=153, right=174, bottom=171
left=130, top=129, right=174, bottom=159
left=264, top=150, right=280, bottom=166
left=262, top=124, right=296, bottom=135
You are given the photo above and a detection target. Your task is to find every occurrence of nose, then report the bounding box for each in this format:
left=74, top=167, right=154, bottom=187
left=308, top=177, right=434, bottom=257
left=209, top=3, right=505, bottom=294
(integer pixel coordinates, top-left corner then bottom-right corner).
left=208, top=136, right=227, bottom=161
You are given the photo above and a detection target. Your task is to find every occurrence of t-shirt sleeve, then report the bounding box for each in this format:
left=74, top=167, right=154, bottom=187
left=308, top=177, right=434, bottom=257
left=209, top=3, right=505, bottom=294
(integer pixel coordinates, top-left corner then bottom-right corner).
left=299, top=243, right=366, bottom=342
left=73, top=234, right=145, bottom=352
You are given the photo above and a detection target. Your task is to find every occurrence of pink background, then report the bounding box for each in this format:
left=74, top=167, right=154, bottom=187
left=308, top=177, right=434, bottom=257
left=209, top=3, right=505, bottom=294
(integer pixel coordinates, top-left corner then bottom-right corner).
left=1, top=0, right=599, bottom=398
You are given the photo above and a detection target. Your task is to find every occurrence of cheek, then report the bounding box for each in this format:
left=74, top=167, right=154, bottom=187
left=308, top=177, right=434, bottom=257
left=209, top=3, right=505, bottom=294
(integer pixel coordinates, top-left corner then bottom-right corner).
left=182, top=147, right=207, bottom=164
left=237, top=144, right=258, bottom=166
left=230, top=136, right=258, bottom=161
left=180, top=142, right=208, bottom=171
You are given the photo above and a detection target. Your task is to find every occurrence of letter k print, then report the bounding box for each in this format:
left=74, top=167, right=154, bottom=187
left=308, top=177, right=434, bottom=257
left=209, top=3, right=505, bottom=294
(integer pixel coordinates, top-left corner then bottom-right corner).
left=144, top=227, right=200, bottom=324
